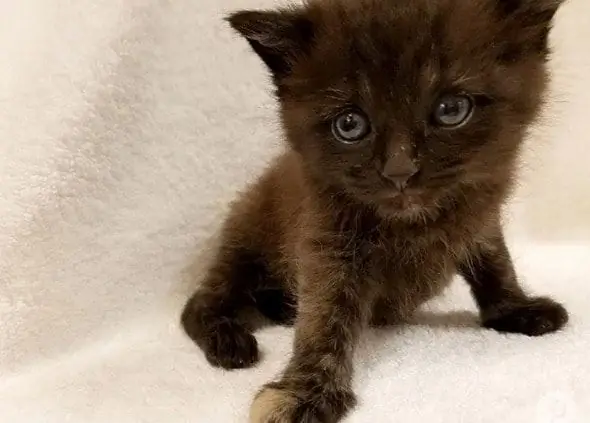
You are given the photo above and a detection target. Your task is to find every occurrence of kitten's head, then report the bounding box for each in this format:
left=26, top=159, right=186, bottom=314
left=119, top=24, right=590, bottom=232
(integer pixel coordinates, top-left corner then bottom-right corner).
left=228, top=0, right=563, bottom=220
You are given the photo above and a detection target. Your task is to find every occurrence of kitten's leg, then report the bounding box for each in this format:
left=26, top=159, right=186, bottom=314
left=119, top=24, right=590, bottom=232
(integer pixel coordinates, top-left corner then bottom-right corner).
left=250, top=249, right=371, bottom=423
left=460, top=228, right=568, bottom=336
left=181, top=246, right=263, bottom=369
left=370, top=296, right=400, bottom=327
left=252, top=287, right=297, bottom=325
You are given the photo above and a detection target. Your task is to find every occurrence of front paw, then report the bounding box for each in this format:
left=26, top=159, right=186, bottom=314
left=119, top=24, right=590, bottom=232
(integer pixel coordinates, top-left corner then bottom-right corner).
left=181, top=304, right=259, bottom=369
left=483, top=296, right=569, bottom=336
left=249, top=380, right=356, bottom=423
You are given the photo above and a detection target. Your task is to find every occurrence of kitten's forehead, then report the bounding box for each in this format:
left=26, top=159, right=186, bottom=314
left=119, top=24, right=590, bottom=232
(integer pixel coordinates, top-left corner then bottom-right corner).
left=311, top=0, right=498, bottom=46
left=293, top=0, right=502, bottom=93
left=273, top=0, right=551, bottom=120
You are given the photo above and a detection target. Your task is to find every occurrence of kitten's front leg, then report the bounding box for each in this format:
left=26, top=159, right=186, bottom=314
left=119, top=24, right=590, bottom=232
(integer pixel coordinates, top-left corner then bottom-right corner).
left=250, top=247, right=371, bottom=423
left=460, top=227, right=568, bottom=336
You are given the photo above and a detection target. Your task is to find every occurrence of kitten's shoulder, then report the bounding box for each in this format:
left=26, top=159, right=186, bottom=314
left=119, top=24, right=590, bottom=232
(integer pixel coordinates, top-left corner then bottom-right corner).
left=263, top=150, right=309, bottom=205
left=230, top=150, right=309, bottom=231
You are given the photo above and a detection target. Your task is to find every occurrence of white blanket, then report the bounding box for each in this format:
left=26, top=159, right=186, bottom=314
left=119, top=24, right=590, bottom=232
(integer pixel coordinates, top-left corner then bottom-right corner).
left=1, top=1, right=589, bottom=422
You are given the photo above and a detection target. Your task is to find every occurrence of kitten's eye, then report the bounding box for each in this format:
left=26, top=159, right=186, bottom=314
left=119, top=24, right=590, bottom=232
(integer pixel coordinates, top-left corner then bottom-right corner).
left=332, top=110, right=371, bottom=143
left=432, top=95, right=474, bottom=128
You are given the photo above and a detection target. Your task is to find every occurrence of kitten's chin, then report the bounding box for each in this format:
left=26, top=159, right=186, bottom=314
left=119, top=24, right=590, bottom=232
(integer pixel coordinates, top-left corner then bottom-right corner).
left=377, top=203, right=427, bottom=222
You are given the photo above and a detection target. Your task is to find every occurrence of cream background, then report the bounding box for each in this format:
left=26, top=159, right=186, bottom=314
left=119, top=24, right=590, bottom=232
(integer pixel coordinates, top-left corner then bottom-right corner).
left=0, top=0, right=588, bottom=422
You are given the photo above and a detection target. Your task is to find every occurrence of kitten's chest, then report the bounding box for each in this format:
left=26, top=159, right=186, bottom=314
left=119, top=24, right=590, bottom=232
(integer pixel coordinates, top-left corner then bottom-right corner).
left=359, top=236, right=461, bottom=317
left=360, top=231, right=464, bottom=290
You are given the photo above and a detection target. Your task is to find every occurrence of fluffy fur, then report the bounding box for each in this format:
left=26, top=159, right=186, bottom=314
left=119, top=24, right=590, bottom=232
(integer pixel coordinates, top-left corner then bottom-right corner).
left=181, top=0, right=568, bottom=421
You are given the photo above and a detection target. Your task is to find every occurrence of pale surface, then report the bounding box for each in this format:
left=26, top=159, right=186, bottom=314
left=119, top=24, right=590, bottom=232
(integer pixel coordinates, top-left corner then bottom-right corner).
left=0, top=1, right=589, bottom=422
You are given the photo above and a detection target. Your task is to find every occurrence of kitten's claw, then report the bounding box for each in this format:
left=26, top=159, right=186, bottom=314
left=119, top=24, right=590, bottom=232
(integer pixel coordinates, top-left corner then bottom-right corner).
left=250, top=382, right=356, bottom=423
left=483, top=296, right=568, bottom=336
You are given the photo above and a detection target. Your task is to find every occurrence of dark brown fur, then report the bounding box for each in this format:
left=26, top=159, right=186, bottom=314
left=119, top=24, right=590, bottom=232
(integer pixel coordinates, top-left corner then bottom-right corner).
left=182, top=0, right=568, bottom=421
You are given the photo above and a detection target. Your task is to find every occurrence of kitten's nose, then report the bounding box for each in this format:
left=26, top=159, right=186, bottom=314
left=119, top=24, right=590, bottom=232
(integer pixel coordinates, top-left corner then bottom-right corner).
left=381, top=154, right=418, bottom=190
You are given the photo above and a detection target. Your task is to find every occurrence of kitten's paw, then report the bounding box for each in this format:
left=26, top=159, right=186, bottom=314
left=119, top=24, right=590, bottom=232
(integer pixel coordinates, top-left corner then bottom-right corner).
left=483, top=296, right=569, bottom=336
left=250, top=381, right=356, bottom=423
left=201, top=319, right=259, bottom=369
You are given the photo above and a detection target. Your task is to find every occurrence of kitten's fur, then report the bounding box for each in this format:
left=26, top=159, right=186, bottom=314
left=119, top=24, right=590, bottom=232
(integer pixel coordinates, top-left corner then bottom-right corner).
left=182, top=0, right=569, bottom=421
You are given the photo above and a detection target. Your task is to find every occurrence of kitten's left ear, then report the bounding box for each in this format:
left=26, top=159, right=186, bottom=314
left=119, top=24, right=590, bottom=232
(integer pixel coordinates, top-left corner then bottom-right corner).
left=497, top=0, right=564, bottom=20
left=496, top=0, right=565, bottom=57
left=226, top=9, right=315, bottom=80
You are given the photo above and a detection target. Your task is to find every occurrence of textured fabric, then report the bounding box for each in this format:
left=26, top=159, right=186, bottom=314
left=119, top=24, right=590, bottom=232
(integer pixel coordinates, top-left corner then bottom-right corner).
left=0, top=1, right=589, bottom=422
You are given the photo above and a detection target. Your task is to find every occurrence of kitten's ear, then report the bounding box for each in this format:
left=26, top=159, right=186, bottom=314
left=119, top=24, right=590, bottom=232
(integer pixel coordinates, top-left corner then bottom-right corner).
left=497, top=0, right=564, bottom=18
left=226, top=9, right=314, bottom=79
left=496, top=0, right=564, bottom=57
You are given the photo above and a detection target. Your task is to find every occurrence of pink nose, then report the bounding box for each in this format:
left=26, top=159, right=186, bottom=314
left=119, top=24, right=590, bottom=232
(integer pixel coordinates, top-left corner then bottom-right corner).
left=380, top=155, right=418, bottom=190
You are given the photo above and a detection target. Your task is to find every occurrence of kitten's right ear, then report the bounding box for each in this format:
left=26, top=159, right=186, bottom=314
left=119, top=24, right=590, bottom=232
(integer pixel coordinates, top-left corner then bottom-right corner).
left=226, top=9, right=314, bottom=79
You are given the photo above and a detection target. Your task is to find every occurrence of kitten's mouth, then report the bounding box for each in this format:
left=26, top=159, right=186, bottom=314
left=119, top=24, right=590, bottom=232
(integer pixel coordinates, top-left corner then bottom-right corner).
left=378, top=190, right=420, bottom=206
left=376, top=190, right=425, bottom=215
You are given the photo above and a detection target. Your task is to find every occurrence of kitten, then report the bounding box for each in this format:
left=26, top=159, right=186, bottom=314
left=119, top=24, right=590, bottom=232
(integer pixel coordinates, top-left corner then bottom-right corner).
left=182, top=0, right=569, bottom=421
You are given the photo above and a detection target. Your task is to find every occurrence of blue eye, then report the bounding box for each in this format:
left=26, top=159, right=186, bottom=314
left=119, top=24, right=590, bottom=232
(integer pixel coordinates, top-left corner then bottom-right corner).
left=332, top=110, right=371, bottom=143
left=433, top=95, right=474, bottom=128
